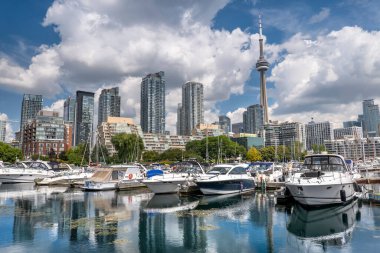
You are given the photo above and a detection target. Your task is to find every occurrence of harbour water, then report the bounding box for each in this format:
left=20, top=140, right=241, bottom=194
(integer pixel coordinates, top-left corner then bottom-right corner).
left=0, top=183, right=379, bottom=253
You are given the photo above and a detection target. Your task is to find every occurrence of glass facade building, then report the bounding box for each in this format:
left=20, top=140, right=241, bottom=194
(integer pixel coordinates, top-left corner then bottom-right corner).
left=218, top=115, right=231, bottom=134
left=63, top=96, right=76, bottom=123
left=22, top=111, right=65, bottom=158
left=20, top=94, right=43, bottom=140
left=98, top=87, right=121, bottom=126
left=362, top=99, right=380, bottom=137
left=74, top=91, right=94, bottom=146
left=243, top=104, right=263, bottom=134
left=182, top=81, right=204, bottom=136
left=140, top=71, right=166, bottom=134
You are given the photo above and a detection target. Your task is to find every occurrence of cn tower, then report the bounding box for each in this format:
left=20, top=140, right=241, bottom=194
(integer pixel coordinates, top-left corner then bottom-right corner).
left=256, top=16, right=270, bottom=124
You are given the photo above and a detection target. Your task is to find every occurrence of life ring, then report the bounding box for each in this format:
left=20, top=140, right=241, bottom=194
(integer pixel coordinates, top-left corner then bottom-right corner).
left=128, top=174, right=133, bottom=180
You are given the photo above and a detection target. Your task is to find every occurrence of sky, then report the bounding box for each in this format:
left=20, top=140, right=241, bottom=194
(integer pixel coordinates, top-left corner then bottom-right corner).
left=1, top=0, right=380, bottom=141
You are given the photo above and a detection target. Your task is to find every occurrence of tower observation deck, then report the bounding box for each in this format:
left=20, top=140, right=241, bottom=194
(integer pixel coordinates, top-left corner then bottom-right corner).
left=256, top=16, right=269, bottom=124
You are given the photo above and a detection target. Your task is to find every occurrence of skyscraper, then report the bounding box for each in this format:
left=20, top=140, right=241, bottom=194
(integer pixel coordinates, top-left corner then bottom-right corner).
left=182, top=81, right=204, bottom=136
left=218, top=115, right=231, bottom=134
left=98, top=87, right=121, bottom=126
left=20, top=94, right=43, bottom=143
left=74, top=90, right=94, bottom=146
left=63, top=96, right=76, bottom=123
left=362, top=99, right=380, bottom=137
left=0, top=120, right=6, bottom=142
left=140, top=71, right=165, bottom=134
left=305, top=121, right=334, bottom=150
left=256, top=16, right=270, bottom=124
left=176, top=103, right=185, bottom=135
left=243, top=104, right=263, bottom=134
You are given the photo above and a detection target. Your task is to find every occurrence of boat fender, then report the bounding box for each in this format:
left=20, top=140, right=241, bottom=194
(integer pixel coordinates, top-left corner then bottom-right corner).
left=340, top=189, right=347, bottom=202
left=342, top=213, right=348, bottom=227
left=128, top=174, right=133, bottom=179
left=356, top=211, right=361, bottom=222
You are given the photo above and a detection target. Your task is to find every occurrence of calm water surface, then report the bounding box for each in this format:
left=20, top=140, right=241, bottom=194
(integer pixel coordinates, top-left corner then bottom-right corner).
left=0, top=183, right=379, bottom=253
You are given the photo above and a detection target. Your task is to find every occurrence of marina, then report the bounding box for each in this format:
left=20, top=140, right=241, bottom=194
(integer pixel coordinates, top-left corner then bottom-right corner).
left=0, top=183, right=379, bottom=252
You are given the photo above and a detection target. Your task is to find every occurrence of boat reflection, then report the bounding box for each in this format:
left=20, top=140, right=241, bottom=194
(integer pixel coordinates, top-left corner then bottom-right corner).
left=287, top=200, right=361, bottom=249
left=143, top=194, right=199, bottom=213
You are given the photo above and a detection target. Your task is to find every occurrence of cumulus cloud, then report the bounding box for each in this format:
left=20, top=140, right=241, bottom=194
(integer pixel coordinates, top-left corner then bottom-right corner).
left=43, top=99, right=65, bottom=116
left=268, top=26, right=380, bottom=125
left=0, top=0, right=261, bottom=134
left=309, top=8, right=330, bottom=24
left=227, top=107, right=246, bottom=124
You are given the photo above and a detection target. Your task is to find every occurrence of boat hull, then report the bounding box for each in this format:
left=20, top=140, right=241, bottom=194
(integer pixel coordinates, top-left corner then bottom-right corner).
left=81, top=181, right=118, bottom=191
left=196, top=179, right=255, bottom=195
left=286, top=182, right=357, bottom=206
left=143, top=179, right=187, bottom=194
left=0, top=173, right=50, bottom=183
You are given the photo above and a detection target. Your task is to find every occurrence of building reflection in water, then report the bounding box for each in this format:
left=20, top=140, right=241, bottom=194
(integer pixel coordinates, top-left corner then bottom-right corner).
left=2, top=183, right=379, bottom=252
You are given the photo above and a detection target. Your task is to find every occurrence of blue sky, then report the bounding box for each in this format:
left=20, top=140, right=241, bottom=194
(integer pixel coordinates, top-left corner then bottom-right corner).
left=1, top=0, right=380, bottom=139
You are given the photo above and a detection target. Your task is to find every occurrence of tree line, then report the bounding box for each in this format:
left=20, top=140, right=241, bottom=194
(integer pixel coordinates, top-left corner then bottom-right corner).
left=0, top=134, right=309, bottom=165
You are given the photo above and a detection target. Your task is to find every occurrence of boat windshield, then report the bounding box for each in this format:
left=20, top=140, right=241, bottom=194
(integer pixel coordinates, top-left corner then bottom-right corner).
left=249, top=163, right=272, bottom=172
left=172, top=162, right=204, bottom=174
left=28, top=162, right=50, bottom=171
left=207, top=166, right=231, bottom=175
left=303, top=156, right=347, bottom=172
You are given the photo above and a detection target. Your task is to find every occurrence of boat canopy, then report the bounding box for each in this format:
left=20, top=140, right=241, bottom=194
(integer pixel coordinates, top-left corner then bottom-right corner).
left=303, top=155, right=348, bottom=172
left=248, top=162, right=274, bottom=172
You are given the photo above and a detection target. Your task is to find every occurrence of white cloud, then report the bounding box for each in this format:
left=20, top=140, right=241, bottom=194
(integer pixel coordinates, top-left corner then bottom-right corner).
left=0, top=0, right=260, bottom=133
left=43, top=99, right=65, bottom=116
left=268, top=26, right=380, bottom=125
left=309, top=8, right=330, bottom=24
left=226, top=107, right=246, bottom=124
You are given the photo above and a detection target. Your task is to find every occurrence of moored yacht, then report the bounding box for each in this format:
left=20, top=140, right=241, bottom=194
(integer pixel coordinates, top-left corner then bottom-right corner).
left=142, top=161, right=205, bottom=194
left=248, top=161, right=284, bottom=184
left=195, top=163, right=255, bottom=195
left=285, top=154, right=362, bottom=206
left=82, top=164, right=146, bottom=191
left=0, top=160, right=61, bottom=183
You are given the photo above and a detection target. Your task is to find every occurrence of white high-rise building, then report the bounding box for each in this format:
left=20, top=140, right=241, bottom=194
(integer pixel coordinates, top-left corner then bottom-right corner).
left=334, top=126, right=363, bottom=140
left=140, top=71, right=165, bottom=134
left=181, top=81, right=204, bottom=136
left=306, top=121, right=334, bottom=150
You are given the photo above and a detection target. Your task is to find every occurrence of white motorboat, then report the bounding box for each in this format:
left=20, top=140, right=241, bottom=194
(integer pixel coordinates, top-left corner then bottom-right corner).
left=142, top=161, right=205, bottom=194
left=287, top=200, right=360, bottom=248
left=0, top=160, right=61, bottom=183
left=35, top=166, right=94, bottom=186
left=195, top=163, right=255, bottom=195
left=285, top=154, right=362, bottom=206
left=82, top=164, right=146, bottom=191
left=248, top=162, right=284, bottom=184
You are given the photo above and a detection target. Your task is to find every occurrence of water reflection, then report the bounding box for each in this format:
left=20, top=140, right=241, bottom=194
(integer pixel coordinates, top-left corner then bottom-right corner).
left=144, top=194, right=199, bottom=213
left=287, top=200, right=360, bottom=250
left=0, top=184, right=379, bottom=253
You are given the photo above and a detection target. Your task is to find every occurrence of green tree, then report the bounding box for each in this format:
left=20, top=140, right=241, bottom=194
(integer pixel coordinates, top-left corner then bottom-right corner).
left=312, top=144, right=326, bottom=154
left=91, top=144, right=112, bottom=164
left=142, top=150, right=160, bottom=162
left=67, top=144, right=87, bottom=165
left=111, top=133, right=144, bottom=163
left=246, top=147, right=262, bottom=162
left=186, top=136, right=246, bottom=162
left=259, top=146, right=275, bottom=161
left=0, top=142, right=22, bottom=163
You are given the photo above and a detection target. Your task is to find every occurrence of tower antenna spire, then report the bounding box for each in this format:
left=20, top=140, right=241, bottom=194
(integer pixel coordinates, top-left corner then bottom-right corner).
left=256, top=15, right=270, bottom=124
left=259, top=14, right=263, bottom=38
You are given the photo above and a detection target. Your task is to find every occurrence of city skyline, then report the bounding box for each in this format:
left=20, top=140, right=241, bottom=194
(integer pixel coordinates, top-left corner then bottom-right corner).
left=1, top=1, right=380, bottom=140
